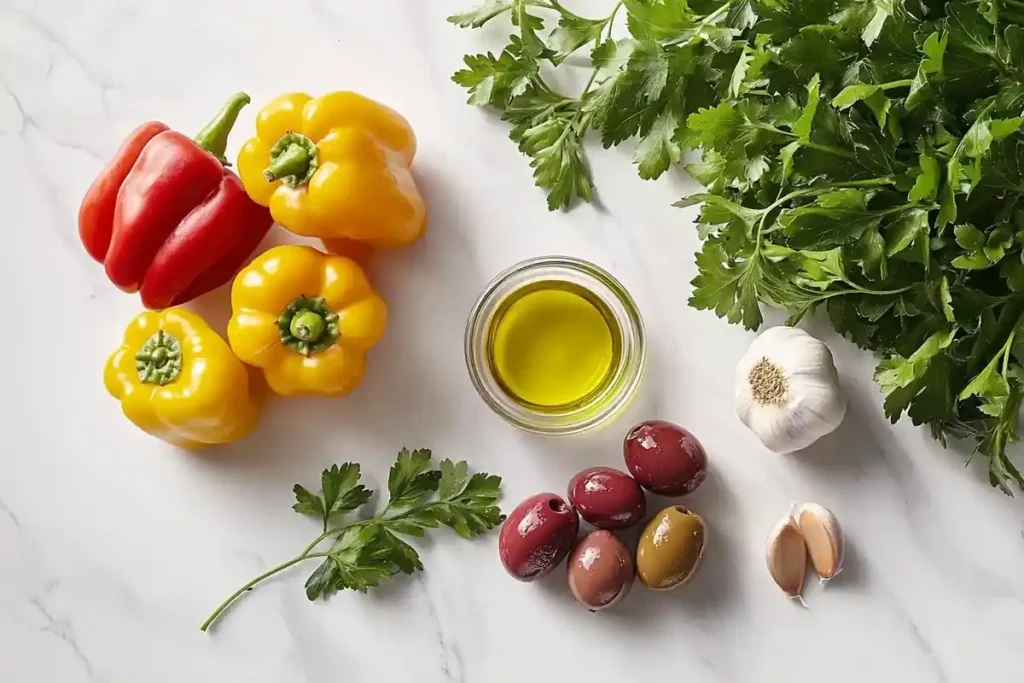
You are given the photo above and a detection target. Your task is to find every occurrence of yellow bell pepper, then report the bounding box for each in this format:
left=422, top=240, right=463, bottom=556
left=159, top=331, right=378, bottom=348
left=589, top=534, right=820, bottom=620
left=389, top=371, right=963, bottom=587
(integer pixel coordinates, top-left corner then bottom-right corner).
left=237, top=92, right=426, bottom=250
left=228, top=244, right=388, bottom=396
left=104, top=308, right=261, bottom=449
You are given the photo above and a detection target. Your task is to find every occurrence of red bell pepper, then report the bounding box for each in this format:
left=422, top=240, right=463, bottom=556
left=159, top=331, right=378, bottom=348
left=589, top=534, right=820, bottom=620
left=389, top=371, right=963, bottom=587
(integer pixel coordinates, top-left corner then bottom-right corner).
left=79, top=93, right=273, bottom=310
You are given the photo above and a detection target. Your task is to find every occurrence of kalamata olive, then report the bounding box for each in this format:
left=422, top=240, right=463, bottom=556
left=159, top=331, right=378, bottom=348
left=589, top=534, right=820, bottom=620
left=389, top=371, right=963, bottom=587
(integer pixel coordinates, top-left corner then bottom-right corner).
left=636, top=505, right=706, bottom=590
left=568, top=466, right=646, bottom=529
left=567, top=530, right=634, bottom=611
left=498, top=493, right=579, bottom=581
left=624, top=420, right=707, bottom=496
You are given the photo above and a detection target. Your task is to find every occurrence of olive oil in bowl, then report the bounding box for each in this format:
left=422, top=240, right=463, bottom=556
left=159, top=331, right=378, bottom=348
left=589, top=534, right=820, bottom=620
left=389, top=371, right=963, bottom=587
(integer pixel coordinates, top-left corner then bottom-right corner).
left=465, top=257, right=645, bottom=435
left=488, top=281, right=620, bottom=410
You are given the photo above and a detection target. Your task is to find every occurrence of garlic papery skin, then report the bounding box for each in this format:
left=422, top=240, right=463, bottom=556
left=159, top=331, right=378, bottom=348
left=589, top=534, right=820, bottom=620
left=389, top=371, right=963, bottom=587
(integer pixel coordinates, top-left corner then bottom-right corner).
left=794, top=503, right=844, bottom=581
left=765, top=514, right=808, bottom=602
left=735, top=326, right=846, bottom=453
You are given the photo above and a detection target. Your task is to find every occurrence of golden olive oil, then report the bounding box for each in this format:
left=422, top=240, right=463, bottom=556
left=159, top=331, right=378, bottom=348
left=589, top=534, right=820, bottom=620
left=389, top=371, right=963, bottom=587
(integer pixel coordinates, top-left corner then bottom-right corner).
left=486, top=280, right=620, bottom=409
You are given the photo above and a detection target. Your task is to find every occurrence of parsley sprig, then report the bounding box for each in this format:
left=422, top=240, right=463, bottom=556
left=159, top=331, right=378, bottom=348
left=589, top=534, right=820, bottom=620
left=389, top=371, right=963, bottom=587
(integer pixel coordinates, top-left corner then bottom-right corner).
left=200, top=449, right=503, bottom=632
left=451, top=0, right=626, bottom=208
left=452, top=0, right=1024, bottom=491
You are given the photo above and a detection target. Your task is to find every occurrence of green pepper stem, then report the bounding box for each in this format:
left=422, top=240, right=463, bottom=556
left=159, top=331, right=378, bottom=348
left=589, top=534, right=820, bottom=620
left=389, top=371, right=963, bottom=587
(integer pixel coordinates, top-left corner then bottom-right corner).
left=135, top=331, right=182, bottom=385
left=194, top=92, right=250, bottom=165
left=278, top=295, right=339, bottom=356
left=264, top=132, right=319, bottom=187
left=290, top=310, right=326, bottom=343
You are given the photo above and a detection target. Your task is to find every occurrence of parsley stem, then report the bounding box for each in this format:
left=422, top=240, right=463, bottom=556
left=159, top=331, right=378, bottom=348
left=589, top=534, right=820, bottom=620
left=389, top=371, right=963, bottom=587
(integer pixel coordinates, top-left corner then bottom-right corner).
left=665, top=2, right=732, bottom=47
left=829, top=178, right=897, bottom=188
left=802, top=141, right=857, bottom=159
left=879, top=79, right=913, bottom=90
left=550, top=1, right=623, bottom=147
left=605, top=1, right=622, bottom=40
left=200, top=552, right=330, bottom=632
left=841, top=282, right=914, bottom=296
left=576, top=1, right=622, bottom=105
left=300, top=503, right=442, bottom=554
left=1002, top=331, right=1016, bottom=376
left=765, top=178, right=896, bottom=214
left=201, top=506, right=424, bottom=632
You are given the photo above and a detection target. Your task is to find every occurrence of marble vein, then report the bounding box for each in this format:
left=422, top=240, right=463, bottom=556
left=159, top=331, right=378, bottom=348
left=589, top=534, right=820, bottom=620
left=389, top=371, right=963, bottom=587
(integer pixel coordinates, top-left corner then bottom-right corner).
left=0, top=497, right=19, bottom=529
left=416, top=575, right=466, bottom=683
left=2, top=6, right=118, bottom=96
left=879, top=588, right=950, bottom=683
left=0, top=80, right=104, bottom=160
left=29, top=592, right=98, bottom=682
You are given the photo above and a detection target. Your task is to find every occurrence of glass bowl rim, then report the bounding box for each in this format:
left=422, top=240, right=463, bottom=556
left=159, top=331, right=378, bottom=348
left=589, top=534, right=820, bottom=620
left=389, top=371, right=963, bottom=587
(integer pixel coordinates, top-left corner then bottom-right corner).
left=464, top=255, right=646, bottom=435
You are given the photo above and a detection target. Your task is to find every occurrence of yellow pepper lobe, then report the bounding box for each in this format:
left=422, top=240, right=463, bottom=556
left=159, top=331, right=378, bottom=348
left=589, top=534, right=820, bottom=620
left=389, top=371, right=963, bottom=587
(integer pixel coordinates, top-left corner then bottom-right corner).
left=236, top=91, right=425, bottom=249
left=491, top=286, right=614, bottom=408
left=104, top=308, right=261, bottom=449
left=228, top=245, right=388, bottom=397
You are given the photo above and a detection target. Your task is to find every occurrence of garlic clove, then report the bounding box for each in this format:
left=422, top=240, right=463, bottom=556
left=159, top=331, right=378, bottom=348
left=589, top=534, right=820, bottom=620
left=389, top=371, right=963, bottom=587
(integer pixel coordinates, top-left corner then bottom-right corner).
left=794, top=503, right=844, bottom=581
left=765, top=514, right=808, bottom=601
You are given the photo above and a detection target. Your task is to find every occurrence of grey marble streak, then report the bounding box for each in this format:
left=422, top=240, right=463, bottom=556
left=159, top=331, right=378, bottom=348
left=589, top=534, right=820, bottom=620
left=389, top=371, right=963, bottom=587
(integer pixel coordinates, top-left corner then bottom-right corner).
left=415, top=575, right=466, bottom=683
left=0, top=497, right=19, bottom=529
left=29, top=590, right=98, bottom=682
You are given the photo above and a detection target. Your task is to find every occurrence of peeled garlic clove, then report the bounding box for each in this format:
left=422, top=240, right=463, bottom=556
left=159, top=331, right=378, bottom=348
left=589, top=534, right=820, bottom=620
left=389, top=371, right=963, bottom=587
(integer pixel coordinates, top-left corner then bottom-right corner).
left=794, top=503, right=843, bottom=581
left=765, top=514, right=807, bottom=601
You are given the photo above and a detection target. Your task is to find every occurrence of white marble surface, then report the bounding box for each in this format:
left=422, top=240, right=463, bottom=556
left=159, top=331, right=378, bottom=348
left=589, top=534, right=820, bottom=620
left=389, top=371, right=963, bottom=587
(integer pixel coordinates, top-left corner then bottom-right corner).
left=2, top=0, right=1024, bottom=681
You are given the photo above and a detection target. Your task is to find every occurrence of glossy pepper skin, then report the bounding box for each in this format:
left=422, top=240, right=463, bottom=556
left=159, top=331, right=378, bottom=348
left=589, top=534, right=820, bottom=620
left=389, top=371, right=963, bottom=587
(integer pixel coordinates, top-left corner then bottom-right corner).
left=104, top=308, right=262, bottom=449
left=237, top=92, right=425, bottom=252
left=228, top=245, right=388, bottom=396
left=79, top=94, right=274, bottom=310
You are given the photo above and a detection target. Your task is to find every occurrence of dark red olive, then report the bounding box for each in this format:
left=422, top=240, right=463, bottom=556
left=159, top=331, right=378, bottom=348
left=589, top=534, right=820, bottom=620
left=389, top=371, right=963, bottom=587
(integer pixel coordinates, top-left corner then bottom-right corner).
left=568, top=466, right=646, bottom=529
left=498, top=493, right=579, bottom=581
left=623, top=420, right=707, bottom=496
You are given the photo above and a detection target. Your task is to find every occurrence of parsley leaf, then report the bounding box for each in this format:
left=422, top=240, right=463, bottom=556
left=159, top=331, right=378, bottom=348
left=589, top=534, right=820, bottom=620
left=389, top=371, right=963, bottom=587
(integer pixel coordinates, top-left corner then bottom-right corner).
left=549, top=11, right=607, bottom=64
left=387, top=447, right=441, bottom=510
left=447, top=0, right=514, bottom=29
left=635, top=110, right=682, bottom=179
left=201, top=450, right=504, bottom=632
left=293, top=463, right=371, bottom=532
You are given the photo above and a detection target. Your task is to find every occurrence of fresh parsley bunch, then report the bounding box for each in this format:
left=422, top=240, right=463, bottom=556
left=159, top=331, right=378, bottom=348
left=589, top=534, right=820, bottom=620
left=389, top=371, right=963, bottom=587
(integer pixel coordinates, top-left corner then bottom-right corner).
left=452, top=0, right=1024, bottom=490
left=201, top=449, right=503, bottom=631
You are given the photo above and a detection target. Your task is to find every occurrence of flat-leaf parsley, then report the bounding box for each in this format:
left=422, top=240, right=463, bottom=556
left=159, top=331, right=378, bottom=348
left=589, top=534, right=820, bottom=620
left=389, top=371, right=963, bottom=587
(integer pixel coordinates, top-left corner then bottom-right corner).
left=200, top=449, right=503, bottom=632
left=451, top=0, right=1024, bottom=491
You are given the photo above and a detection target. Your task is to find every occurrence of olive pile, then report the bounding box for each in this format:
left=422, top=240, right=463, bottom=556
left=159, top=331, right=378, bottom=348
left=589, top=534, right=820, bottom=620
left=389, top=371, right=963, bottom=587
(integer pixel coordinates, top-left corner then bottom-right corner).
left=498, top=420, right=709, bottom=611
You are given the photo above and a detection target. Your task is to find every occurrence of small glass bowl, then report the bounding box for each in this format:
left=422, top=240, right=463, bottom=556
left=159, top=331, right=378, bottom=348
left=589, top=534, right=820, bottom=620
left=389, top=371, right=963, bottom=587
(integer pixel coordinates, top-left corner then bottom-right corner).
left=465, top=256, right=646, bottom=435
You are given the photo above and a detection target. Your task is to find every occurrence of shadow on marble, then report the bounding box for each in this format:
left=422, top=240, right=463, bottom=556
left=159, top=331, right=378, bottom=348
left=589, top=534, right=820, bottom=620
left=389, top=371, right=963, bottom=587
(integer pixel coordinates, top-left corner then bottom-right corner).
left=181, top=161, right=492, bottom=485
left=185, top=227, right=300, bottom=336
left=828, top=533, right=862, bottom=590
left=791, top=385, right=926, bottom=502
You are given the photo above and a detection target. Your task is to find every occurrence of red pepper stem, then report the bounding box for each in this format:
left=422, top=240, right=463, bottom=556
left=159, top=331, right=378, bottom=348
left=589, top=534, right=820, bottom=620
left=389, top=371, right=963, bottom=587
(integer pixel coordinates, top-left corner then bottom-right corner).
left=194, top=92, right=250, bottom=165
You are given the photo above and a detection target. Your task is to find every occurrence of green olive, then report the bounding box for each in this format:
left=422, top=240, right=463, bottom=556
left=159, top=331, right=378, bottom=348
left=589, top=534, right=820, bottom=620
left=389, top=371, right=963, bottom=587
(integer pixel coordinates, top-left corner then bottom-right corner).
left=636, top=505, right=706, bottom=590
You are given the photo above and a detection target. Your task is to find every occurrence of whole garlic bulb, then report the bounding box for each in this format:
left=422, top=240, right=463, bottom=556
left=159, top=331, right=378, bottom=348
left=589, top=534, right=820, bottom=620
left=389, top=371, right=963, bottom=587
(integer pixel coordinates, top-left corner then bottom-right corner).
left=735, top=326, right=846, bottom=453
